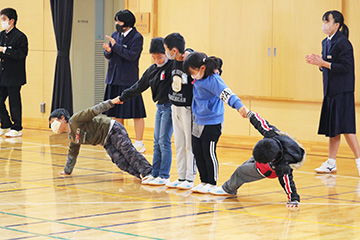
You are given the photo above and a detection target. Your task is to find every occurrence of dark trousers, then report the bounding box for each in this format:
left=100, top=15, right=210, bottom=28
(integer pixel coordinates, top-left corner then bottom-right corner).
left=104, top=121, right=152, bottom=179
left=192, top=136, right=219, bottom=185
left=0, top=86, right=22, bottom=131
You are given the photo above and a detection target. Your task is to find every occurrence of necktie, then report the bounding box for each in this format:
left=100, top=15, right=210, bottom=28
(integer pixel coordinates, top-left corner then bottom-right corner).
left=119, top=34, right=124, bottom=44
left=326, top=39, right=331, bottom=54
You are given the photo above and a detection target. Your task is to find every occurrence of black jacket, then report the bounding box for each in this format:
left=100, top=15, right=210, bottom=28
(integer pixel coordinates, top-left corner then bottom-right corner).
left=321, top=30, right=354, bottom=96
left=249, top=111, right=305, bottom=202
left=0, top=27, right=28, bottom=86
left=120, top=60, right=173, bottom=104
left=104, top=28, right=143, bottom=87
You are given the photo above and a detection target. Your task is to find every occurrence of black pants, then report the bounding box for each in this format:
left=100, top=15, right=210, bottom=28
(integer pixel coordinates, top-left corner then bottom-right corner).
left=0, top=86, right=22, bottom=131
left=192, top=124, right=222, bottom=185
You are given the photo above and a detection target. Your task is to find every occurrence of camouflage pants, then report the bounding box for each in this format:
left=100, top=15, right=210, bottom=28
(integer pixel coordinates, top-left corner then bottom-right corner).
left=104, top=121, right=152, bottom=179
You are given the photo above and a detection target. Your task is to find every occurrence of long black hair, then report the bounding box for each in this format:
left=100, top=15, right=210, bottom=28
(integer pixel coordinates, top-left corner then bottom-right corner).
left=183, top=52, right=222, bottom=79
left=322, top=10, right=349, bottom=39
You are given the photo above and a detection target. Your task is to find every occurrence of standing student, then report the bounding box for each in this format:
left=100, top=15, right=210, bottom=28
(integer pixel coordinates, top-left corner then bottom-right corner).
left=0, top=8, right=28, bottom=137
left=305, top=10, right=360, bottom=175
left=103, top=9, right=146, bottom=152
left=183, top=52, right=248, bottom=194
left=49, top=97, right=152, bottom=180
left=119, top=37, right=174, bottom=185
left=164, top=33, right=196, bottom=190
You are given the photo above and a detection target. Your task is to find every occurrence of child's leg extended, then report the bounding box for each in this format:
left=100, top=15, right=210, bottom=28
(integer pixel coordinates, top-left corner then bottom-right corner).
left=106, top=122, right=152, bottom=178
left=105, top=145, right=141, bottom=178
left=222, top=156, right=265, bottom=195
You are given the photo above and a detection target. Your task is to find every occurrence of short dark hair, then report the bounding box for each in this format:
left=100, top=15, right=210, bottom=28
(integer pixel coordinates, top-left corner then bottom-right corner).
left=149, top=37, right=165, bottom=54
left=49, top=108, right=71, bottom=122
left=322, top=10, right=348, bottom=39
left=115, top=9, right=136, bottom=27
left=0, top=8, right=18, bottom=26
left=252, top=138, right=282, bottom=164
left=164, top=33, right=185, bottom=54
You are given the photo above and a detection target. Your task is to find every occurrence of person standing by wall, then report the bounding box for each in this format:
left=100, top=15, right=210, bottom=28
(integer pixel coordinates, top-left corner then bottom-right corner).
left=103, top=9, right=146, bottom=152
left=0, top=8, right=28, bottom=137
left=305, top=10, right=360, bottom=176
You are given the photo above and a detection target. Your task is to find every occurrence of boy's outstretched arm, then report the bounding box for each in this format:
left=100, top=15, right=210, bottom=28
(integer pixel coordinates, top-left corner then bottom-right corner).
left=59, top=142, right=80, bottom=176
left=247, top=111, right=279, bottom=138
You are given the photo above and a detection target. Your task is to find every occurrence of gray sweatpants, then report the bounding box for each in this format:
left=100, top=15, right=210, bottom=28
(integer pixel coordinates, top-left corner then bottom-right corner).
left=222, top=156, right=265, bottom=195
left=104, top=121, right=152, bottom=179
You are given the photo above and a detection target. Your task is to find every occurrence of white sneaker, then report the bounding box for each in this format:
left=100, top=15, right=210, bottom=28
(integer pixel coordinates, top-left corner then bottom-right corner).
left=210, top=186, right=235, bottom=196
left=5, top=130, right=22, bottom=137
left=190, top=183, right=206, bottom=193
left=133, top=142, right=146, bottom=153
left=166, top=179, right=184, bottom=188
left=177, top=180, right=194, bottom=190
left=356, top=159, right=360, bottom=176
left=148, top=177, right=170, bottom=186
left=197, top=183, right=216, bottom=194
left=315, top=160, right=337, bottom=174
left=0, top=128, right=10, bottom=135
left=141, top=175, right=155, bottom=185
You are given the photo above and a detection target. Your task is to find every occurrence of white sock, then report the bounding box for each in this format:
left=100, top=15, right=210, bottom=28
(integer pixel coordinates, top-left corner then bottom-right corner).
left=134, top=140, right=143, bottom=146
left=355, top=158, right=360, bottom=166
left=327, top=158, right=336, bottom=166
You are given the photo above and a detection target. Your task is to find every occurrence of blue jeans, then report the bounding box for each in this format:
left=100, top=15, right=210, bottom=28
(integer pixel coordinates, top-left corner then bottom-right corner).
left=152, top=103, right=173, bottom=179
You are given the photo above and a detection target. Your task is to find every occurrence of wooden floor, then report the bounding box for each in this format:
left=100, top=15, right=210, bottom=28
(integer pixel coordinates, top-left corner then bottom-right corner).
left=1, top=128, right=360, bottom=240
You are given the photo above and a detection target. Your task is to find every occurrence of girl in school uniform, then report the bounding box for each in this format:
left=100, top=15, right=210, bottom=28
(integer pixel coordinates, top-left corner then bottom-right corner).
left=183, top=52, right=248, bottom=193
left=305, top=10, right=360, bottom=175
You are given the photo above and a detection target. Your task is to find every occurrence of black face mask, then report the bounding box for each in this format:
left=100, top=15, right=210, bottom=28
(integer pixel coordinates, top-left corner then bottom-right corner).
left=116, top=24, right=126, bottom=33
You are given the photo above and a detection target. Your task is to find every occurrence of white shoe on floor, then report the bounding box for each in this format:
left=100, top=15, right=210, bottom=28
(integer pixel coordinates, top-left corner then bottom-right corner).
left=190, top=183, right=206, bottom=193
left=315, top=160, right=337, bottom=174
left=197, top=183, right=216, bottom=194
left=5, top=130, right=22, bottom=137
left=356, top=159, right=360, bottom=176
left=133, top=142, right=146, bottom=153
left=148, top=177, right=170, bottom=186
left=166, top=179, right=184, bottom=188
left=0, top=128, right=10, bottom=136
left=176, top=180, right=194, bottom=190
left=141, top=175, right=155, bottom=185
left=210, top=186, right=235, bottom=196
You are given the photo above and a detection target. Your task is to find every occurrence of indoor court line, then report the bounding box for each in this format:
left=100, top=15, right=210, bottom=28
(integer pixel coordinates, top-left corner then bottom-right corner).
left=1, top=177, right=360, bottom=231
left=0, top=226, right=68, bottom=240
left=0, top=211, right=166, bottom=240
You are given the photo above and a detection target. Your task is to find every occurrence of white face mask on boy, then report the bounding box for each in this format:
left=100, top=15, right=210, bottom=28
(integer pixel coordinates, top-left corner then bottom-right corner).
left=1, top=20, right=10, bottom=30
left=51, top=120, right=62, bottom=134
left=166, top=49, right=176, bottom=60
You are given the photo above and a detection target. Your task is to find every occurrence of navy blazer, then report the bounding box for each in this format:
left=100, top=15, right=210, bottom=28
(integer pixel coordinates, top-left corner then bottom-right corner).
left=104, top=27, right=143, bottom=87
left=0, top=27, right=28, bottom=87
left=321, top=30, right=354, bottom=96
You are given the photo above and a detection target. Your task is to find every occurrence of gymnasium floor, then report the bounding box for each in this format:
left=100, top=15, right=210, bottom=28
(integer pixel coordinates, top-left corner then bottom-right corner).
left=1, top=128, right=360, bottom=239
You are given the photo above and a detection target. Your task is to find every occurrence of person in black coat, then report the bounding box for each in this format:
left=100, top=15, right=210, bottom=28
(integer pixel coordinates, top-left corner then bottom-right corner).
left=0, top=8, right=28, bottom=137
left=103, top=10, right=146, bottom=152
left=306, top=10, right=360, bottom=176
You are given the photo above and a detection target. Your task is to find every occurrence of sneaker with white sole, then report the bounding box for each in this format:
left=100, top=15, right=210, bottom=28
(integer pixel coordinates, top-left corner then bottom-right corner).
left=197, top=183, right=216, bottom=194
left=166, top=179, right=184, bottom=188
left=141, top=175, right=155, bottom=185
left=315, top=160, right=337, bottom=174
left=148, top=177, right=170, bottom=186
left=5, top=130, right=22, bottom=137
left=190, top=183, right=206, bottom=193
left=133, top=142, right=146, bottom=153
left=177, top=180, right=194, bottom=190
left=210, top=186, right=235, bottom=196
left=0, top=128, right=10, bottom=136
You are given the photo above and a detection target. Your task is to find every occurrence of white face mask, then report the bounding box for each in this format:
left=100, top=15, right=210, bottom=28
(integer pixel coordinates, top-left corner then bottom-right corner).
left=1, top=20, right=10, bottom=30
left=156, top=57, right=168, bottom=67
left=322, top=23, right=334, bottom=35
left=51, top=120, right=62, bottom=134
left=166, top=49, right=176, bottom=60
left=191, top=69, right=203, bottom=80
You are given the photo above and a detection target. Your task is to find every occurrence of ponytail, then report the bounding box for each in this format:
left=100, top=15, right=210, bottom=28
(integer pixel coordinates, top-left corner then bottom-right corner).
left=183, top=52, right=221, bottom=79
left=322, top=10, right=349, bottom=39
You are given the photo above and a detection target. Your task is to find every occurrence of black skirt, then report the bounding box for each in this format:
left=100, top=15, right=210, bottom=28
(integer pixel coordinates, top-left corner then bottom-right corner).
left=318, top=92, right=356, bottom=137
left=103, top=84, right=146, bottom=119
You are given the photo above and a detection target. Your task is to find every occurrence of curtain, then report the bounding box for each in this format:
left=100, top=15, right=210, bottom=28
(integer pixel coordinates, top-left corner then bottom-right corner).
left=50, top=0, right=74, bottom=115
